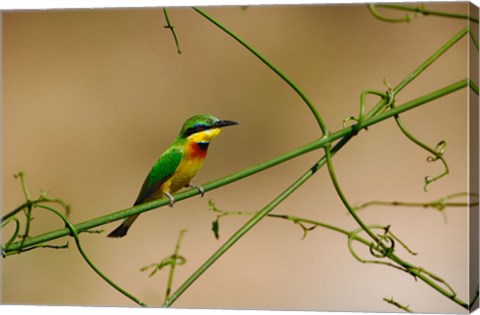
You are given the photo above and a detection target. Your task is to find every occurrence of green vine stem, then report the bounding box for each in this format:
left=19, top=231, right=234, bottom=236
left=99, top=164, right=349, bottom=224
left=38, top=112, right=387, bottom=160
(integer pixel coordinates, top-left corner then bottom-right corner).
left=370, top=4, right=479, bottom=23
left=1, top=217, right=20, bottom=254
left=368, top=4, right=422, bottom=23
left=208, top=199, right=370, bottom=243
left=347, top=225, right=409, bottom=273
left=2, top=173, right=71, bottom=255
left=208, top=200, right=469, bottom=309
left=323, top=41, right=471, bottom=303
left=162, top=173, right=314, bottom=306
left=359, top=89, right=393, bottom=125
left=163, top=135, right=350, bottom=307
left=324, top=143, right=379, bottom=242
left=16, top=172, right=33, bottom=252
left=354, top=25, right=469, bottom=129
left=355, top=192, right=478, bottom=212
left=1, top=174, right=146, bottom=306
left=165, top=229, right=187, bottom=301
left=2, top=175, right=70, bottom=223
left=325, top=142, right=467, bottom=307
left=389, top=249, right=466, bottom=307
left=37, top=204, right=147, bottom=307
left=379, top=61, right=453, bottom=191
left=343, top=89, right=392, bottom=131
left=192, top=7, right=330, bottom=137
left=393, top=26, right=468, bottom=94
left=140, top=229, right=188, bottom=304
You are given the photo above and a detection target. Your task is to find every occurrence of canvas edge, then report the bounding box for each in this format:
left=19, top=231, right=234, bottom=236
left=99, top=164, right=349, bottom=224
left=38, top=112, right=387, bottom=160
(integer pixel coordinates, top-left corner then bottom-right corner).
left=469, top=1, right=480, bottom=313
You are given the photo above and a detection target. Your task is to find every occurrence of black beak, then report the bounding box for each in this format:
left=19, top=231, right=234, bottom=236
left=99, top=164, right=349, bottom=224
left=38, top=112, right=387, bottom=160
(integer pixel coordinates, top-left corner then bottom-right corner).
left=214, top=120, right=239, bottom=128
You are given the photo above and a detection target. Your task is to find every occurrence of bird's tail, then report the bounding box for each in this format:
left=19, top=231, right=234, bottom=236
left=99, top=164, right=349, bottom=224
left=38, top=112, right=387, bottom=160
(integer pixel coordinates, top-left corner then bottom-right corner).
left=107, top=214, right=139, bottom=238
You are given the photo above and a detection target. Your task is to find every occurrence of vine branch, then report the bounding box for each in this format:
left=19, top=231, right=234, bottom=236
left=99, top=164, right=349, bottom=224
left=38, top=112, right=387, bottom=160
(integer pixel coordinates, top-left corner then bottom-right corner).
left=369, top=4, right=479, bottom=23
left=192, top=7, right=330, bottom=137
left=1, top=174, right=146, bottom=306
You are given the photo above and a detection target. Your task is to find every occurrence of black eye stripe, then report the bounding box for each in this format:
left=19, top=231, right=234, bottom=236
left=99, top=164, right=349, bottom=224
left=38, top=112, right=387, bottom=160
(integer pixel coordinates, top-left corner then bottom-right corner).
left=184, top=124, right=210, bottom=137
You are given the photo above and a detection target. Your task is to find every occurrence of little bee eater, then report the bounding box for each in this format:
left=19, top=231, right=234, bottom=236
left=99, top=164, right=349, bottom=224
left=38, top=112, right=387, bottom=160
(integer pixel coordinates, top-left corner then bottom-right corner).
left=107, top=114, right=238, bottom=238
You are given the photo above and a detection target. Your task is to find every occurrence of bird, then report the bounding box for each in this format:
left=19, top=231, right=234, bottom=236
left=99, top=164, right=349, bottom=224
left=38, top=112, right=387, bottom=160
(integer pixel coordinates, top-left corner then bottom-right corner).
left=107, top=114, right=238, bottom=238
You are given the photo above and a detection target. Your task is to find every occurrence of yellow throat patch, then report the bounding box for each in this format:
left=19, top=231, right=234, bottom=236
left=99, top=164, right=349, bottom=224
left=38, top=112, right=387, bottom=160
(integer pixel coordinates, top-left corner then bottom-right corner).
left=187, top=128, right=221, bottom=143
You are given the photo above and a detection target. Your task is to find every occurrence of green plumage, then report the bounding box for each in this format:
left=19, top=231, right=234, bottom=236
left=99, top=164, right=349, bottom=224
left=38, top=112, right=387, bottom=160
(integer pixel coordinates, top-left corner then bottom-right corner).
left=134, top=146, right=183, bottom=205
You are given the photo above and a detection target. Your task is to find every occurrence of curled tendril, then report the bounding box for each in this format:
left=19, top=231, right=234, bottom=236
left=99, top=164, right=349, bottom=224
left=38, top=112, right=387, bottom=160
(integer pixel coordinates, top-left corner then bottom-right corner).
left=391, top=102, right=449, bottom=191
left=342, top=116, right=359, bottom=128
left=422, top=141, right=449, bottom=191
left=388, top=231, right=418, bottom=256
left=426, top=140, right=447, bottom=162
left=383, top=78, right=393, bottom=91
left=343, top=87, right=394, bottom=132
left=1, top=172, right=72, bottom=256
left=359, top=90, right=387, bottom=124
left=348, top=224, right=417, bottom=277
left=141, top=255, right=187, bottom=277
left=368, top=4, right=424, bottom=23
left=423, top=155, right=449, bottom=191
left=349, top=244, right=407, bottom=274
left=383, top=79, right=395, bottom=105
left=349, top=226, right=398, bottom=264
left=2, top=173, right=147, bottom=306
left=370, top=234, right=395, bottom=258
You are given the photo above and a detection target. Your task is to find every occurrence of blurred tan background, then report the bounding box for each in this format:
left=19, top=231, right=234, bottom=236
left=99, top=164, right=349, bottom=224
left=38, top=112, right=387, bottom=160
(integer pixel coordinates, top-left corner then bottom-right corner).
left=1, top=3, right=474, bottom=313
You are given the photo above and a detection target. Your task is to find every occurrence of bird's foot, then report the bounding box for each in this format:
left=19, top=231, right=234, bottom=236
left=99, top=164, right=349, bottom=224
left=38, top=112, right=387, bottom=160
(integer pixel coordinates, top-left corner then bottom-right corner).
left=188, top=184, right=205, bottom=197
left=165, top=192, right=176, bottom=207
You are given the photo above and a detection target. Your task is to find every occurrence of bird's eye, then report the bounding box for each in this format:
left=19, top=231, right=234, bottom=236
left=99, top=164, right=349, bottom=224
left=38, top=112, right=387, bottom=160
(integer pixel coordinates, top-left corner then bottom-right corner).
left=184, top=124, right=209, bottom=137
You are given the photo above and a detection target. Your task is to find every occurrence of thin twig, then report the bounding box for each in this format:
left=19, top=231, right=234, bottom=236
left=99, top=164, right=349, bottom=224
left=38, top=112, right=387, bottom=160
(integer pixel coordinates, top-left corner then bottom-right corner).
left=371, top=4, right=479, bottom=23
left=165, top=229, right=187, bottom=301
left=383, top=297, right=413, bottom=313
left=192, top=7, right=330, bottom=137
left=163, top=8, right=182, bottom=54
left=355, top=192, right=478, bottom=211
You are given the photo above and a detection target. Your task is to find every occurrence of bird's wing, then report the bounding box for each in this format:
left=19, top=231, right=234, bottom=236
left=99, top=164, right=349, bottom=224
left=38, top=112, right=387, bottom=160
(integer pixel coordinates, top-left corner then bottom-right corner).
left=133, top=146, right=183, bottom=205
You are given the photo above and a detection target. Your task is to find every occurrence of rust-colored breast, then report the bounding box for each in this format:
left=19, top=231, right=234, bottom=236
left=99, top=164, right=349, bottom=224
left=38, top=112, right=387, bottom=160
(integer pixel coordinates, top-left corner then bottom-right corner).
left=187, top=141, right=209, bottom=159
